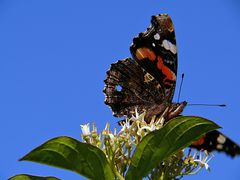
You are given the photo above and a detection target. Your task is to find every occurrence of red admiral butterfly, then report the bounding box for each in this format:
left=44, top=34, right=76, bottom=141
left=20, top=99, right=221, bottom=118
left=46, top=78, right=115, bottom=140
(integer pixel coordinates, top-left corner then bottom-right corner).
left=103, top=14, right=240, bottom=157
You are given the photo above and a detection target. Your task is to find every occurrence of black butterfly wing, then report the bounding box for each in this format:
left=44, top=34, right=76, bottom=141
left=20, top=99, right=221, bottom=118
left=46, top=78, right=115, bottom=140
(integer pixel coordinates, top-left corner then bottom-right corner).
left=104, top=58, right=164, bottom=118
left=130, top=14, right=177, bottom=101
left=191, top=130, right=240, bottom=157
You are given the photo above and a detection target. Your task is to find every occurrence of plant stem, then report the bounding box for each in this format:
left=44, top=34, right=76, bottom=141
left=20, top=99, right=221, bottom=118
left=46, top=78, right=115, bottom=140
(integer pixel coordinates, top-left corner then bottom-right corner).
left=114, top=169, right=124, bottom=180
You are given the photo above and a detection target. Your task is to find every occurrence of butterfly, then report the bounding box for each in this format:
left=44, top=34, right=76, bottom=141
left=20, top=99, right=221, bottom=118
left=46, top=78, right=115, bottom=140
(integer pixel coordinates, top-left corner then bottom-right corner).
left=103, top=14, right=240, bottom=157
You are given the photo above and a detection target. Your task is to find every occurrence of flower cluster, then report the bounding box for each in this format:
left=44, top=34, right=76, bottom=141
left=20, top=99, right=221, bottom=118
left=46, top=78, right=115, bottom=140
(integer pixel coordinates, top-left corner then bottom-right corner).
left=80, top=110, right=213, bottom=179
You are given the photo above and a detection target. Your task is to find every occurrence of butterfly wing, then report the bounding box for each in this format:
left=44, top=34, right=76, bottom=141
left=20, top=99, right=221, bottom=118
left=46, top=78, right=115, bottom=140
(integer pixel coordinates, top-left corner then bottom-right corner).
left=191, top=130, right=240, bottom=157
left=104, top=14, right=178, bottom=118
left=104, top=58, right=164, bottom=118
left=130, top=14, right=177, bottom=101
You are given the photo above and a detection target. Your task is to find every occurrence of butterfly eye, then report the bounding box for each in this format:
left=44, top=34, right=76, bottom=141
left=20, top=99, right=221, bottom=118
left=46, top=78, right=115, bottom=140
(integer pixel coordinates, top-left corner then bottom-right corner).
left=116, top=84, right=122, bottom=92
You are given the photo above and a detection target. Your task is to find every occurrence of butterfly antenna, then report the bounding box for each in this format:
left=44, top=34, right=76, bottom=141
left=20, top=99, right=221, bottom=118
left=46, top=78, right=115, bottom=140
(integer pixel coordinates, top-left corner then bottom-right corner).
left=188, top=103, right=226, bottom=107
left=177, top=73, right=184, bottom=103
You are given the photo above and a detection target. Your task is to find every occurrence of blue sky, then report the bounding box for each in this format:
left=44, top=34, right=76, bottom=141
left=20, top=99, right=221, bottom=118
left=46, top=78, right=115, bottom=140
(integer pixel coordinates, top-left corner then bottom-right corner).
left=1, top=0, right=240, bottom=179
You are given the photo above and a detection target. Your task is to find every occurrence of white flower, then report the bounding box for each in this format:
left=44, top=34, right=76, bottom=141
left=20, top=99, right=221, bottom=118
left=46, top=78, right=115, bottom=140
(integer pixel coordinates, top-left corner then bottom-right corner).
left=104, top=122, right=110, bottom=131
left=135, top=108, right=139, bottom=119
left=80, top=123, right=90, bottom=136
left=130, top=108, right=145, bottom=122
left=108, top=133, right=115, bottom=142
left=137, top=123, right=156, bottom=137
left=92, top=123, right=97, bottom=133
left=135, top=111, right=145, bottom=122
left=149, top=123, right=156, bottom=131
left=155, top=116, right=165, bottom=127
left=137, top=126, right=146, bottom=136
left=194, top=152, right=213, bottom=171
left=119, top=118, right=131, bottom=133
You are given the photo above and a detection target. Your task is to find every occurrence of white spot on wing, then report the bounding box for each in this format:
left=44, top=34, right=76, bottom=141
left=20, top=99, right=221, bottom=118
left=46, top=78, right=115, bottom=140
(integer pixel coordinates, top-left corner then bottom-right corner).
left=162, top=39, right=177, bottom=54
left=217, top=134, right=226, bottom=144
left=153, top=33, right=160, bottom=40
left=217, top=144, right=223, bottom=150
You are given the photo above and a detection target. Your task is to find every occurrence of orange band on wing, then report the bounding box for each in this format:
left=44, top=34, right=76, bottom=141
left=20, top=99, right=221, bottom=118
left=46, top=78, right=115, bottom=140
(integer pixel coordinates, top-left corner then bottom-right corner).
left=135, top=48, right=156, bottom=61
left=157, top=56, right=176, bottom=82
left=191, top=136, right=206, bottom=146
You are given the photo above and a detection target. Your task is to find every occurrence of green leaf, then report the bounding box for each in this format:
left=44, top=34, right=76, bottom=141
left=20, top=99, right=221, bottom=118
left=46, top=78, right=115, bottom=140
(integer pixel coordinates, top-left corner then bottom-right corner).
left=8, top=174, right=59, bottom=180
left=20, top=136, right=114, bottom=180
left=126, top=116, right=220, bottom=179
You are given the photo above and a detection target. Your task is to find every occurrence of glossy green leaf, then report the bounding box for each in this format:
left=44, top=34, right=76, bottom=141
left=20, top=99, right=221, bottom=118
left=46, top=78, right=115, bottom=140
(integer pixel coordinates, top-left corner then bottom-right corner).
left=126, top=116, right=220, bottom=179
left=20, top=136, right=114, bottom=180
left=8, top=174, right=59, bottom=180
